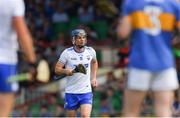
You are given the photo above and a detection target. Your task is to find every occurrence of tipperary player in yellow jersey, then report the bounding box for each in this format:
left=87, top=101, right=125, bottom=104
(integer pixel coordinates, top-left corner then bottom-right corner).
left=117, top=0, right=180, bottom=117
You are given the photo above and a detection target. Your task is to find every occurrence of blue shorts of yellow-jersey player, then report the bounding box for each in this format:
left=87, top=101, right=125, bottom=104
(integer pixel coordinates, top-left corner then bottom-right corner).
left=64, top=92, right=93, bottom=110
left=0, top=64, right=19, bottom=92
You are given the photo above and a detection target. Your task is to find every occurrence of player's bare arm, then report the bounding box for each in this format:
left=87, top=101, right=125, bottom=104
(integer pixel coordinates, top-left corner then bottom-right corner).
left=172, top=16, right=180, bottom=45
left=55, top=61, right=73, bottom=76
left=177, top=21, right=180, bottom=39
left=91, top=58, right=98, bottom=87
left=117, top=16, right=132, bottom=39
left=13, top=16, right=36, bottom=63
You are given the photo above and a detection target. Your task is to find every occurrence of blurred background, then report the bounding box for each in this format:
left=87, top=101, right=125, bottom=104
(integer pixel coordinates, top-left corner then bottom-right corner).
left=12, top=0, right=180, bottom=117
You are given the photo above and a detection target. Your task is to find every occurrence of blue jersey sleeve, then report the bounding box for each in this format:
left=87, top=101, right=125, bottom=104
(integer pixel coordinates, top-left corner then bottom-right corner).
left=122, top=0, right=133, bottom=16
left=174, top=1, right=180, bottom=22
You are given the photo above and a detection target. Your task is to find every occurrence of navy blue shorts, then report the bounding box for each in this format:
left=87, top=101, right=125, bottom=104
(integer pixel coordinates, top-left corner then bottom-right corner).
left=0, top=64, right=19, bottom=92
left=64, top=92, right=93, bottom=110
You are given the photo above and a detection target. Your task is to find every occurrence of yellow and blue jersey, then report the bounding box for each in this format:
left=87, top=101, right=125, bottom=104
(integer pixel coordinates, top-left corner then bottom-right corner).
left=123, top=0, right=180, bottom=71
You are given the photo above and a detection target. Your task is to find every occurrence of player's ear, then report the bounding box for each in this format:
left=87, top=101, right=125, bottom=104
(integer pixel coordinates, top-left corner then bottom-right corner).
left=85, top=37, right=87, bottom=45
left=72, top=37, right=75, bottom=45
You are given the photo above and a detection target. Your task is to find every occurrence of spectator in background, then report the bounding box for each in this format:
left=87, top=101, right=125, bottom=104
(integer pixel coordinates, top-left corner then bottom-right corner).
left=0, top=0, right=36, bottom=116
left=78, top=0, right=94, bottom=24
left=105, top=71, right=118, bottom=90
left=55, top=104, right=66, bottom=117
left=99, top=92, right=111, bottom=117
left=106, top=87, right=116, bottom=116
left=35, top=14, right=46, bottom=30
left=42, top=19, right=54, bottom=41
left=44, top=0, right=56, bottom=18
left=99, top=87, right=118, bottom=117
left=40, top=105, right=52, bottom=117
left=52, top=7, right=69, bottom=23
left=20, top=105, right=32, bottom=117
left=94, top=7, right=106, bottom=21
left=85, top=26, right=98, bottom=40
left=51, top=5, right=69, bottom=41
left=117, top=0, right=180, bottom=117
left=117, top=43, right=129, bottom=68
left=95, top=0, right=118, bottom=19
left=65, top=0, right=78, bottom=17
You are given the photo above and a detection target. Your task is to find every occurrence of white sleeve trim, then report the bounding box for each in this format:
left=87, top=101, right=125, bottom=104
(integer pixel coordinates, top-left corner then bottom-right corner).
left=12, top=0, right=25, bottom=16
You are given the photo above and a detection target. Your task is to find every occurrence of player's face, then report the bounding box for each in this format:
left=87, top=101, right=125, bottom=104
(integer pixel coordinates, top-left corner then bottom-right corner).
left=74, top=35, right=87, bottom=48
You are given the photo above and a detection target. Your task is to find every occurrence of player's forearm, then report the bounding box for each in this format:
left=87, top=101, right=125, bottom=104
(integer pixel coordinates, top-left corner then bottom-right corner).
left=55, top=63, right=73, bottom=76
left=55, top=62, right=66, bottom=75
left=13, top=17, right=36, bottom=63
left=91, top=60, right=98, bottom=79
left=18, top=28, right=36, bottom=63
left=117, top=16, right=132, bottom=39
left=173, top=25, right=180, bottom=46
left=55, top=68, right=69, bottom=75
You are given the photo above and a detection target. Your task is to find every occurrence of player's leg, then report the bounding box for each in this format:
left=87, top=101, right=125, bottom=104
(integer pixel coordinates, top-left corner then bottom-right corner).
left=154, top=91, right=174, bottom=117
left=0, top=93, right=15, bottom=116
left=0, top=64, right=19, bottom=117
left=79, top=92, right=93, bottom=117
left=67, top=110, right=77, bottom=117
left=123, top=90, right=147, bottom=116
left=80, top=104, right=92, bottom=117
left=123, top=68, right=152, bottom=116
left=64, top=93, right=79, bottom=117
left=152, top=68, right=179, bottom=117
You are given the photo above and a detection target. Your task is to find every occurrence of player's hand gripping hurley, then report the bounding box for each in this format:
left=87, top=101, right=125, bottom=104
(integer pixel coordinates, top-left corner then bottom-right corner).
left=54, top=64, right=87, bottom=80
left=8, top=59, right=50, bottom=83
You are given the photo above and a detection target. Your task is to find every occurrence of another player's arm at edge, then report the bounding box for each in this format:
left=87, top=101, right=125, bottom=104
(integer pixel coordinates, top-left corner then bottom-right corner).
left=117, top=16, right=132, bottom=40
left=173, top=24, right=180, bottom=46
left=55, top=61, right=73, bottom=76
left=172, top=11, right=180, bottom=45
left=13, top=16, right=36, bottom=63
left=91, top=58, right=98, bottom=87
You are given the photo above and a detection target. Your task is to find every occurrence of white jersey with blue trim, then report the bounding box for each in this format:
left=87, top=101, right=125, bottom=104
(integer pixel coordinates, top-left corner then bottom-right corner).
left=59, top=46, right=97, bottom=93
left=0, top=0, right=25, bottom=64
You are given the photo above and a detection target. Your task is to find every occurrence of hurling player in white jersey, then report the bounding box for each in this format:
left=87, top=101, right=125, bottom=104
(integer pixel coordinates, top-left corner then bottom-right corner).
left=0, top=0, right=36, bottom=116
left=55, top=29, right=98, bottom=117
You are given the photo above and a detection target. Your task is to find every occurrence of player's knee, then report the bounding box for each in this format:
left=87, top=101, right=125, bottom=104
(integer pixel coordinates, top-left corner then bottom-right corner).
left=155, top=107, right=172, bottom=117
left=81, top=112, right=90, bottom=118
